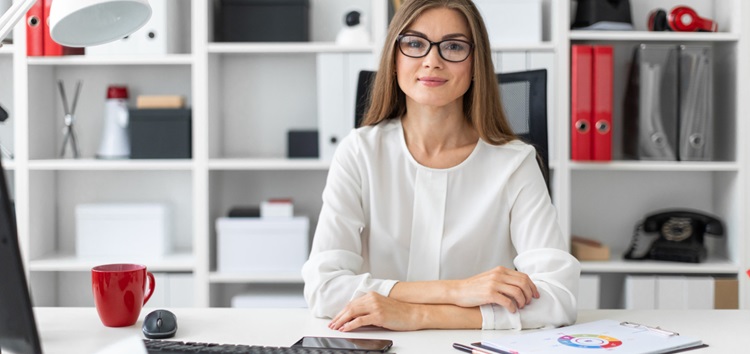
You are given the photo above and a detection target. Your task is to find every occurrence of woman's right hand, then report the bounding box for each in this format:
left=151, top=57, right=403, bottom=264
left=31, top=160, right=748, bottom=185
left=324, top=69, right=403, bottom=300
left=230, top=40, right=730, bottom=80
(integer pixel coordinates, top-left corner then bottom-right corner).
left=449, top=266, right=540, bottom=312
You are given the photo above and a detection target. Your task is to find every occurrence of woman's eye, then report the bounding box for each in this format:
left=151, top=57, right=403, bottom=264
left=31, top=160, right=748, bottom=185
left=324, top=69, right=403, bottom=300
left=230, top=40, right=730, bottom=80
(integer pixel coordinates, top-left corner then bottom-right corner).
left=407, top=40, right=425, bottom=48
left=444, top=42, right=466, bottom=51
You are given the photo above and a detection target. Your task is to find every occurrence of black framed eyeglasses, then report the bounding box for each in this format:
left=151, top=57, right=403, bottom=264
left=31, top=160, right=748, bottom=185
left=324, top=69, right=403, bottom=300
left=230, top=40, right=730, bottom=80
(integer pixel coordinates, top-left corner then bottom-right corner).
left=396, top=34, right=474, bottom=63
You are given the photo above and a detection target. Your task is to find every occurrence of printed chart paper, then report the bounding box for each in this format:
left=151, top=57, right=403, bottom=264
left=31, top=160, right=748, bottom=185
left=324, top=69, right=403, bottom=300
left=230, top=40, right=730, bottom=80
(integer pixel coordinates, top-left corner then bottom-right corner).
left=481, top=320, right=702, bottom=354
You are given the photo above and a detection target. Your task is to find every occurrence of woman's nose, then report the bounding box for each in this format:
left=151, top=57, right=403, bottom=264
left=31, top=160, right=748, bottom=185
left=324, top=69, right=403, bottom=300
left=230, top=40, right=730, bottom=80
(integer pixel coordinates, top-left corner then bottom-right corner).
left=422, top=45, right=444, bottom=68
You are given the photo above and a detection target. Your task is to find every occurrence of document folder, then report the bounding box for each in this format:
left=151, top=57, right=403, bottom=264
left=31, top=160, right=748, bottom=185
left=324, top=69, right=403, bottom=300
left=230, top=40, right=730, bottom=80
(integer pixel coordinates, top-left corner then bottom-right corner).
left=592, top=45, right=613, bottom=161
left=678, top=45, right=713, bottom=161
left=624, top=44, right=678, bottom=161
left=25, top=0, right=44, bottom=57
left=571, top=44, right=613, bottom=161
left=571, top=45, right=593, bottom=160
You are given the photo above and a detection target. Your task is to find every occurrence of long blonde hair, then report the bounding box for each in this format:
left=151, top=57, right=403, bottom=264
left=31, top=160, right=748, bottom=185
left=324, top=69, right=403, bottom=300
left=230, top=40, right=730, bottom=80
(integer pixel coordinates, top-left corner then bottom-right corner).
left=361, top=0, right=516, bottom=146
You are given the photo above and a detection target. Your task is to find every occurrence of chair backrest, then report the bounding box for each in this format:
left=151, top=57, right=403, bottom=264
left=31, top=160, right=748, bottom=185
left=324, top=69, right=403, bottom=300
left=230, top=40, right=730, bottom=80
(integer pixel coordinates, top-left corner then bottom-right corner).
left=354, top=69, right=549, bottom=188
left=497, top=69, right=549, bottom=187
left=354, top=70, right=376, bottom=129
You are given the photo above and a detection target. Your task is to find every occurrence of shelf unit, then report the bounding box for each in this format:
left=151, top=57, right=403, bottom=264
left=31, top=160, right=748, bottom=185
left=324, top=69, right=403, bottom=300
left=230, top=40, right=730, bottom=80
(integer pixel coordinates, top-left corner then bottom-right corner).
left=564, top=0, right=747, bottom=310
left=2, top=0, right=747, bottom=309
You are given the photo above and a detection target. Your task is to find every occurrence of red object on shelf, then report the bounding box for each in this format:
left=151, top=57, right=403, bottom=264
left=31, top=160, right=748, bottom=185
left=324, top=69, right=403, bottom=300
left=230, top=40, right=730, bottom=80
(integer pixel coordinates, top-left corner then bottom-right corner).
left=571, top=45, right=592, bottom=161
left=592, top=45, right=613, bottom=161
left=42, top=0, right=84, bottom=56
left=25, top=0, right=44, bottom=56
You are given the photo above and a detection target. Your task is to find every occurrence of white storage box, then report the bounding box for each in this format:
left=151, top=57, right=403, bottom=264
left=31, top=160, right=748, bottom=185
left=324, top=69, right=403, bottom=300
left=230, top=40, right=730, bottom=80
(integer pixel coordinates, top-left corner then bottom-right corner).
left=217, top=217, right=309, bottom=274
left=231, top=290, right=307, bottom=309
left=473, top=0, right=542, bottom=45
left=76, top=203, right=171, bottom=259
left=86, top=0, right=182, bottom=56
left=260, top=199, right=293, bottom=218
left=145, top=273, right=195, bottom=308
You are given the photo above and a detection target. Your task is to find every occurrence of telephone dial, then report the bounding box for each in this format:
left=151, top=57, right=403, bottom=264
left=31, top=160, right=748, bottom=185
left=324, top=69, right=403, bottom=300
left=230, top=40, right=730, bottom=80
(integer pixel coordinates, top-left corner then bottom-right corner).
left=624, top=209, right=724, bottom=263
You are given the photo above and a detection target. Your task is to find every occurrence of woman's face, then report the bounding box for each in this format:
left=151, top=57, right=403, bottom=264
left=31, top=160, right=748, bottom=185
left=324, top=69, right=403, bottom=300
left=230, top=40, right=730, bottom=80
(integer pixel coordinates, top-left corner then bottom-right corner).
left=396, top=7, right=473, bottom=111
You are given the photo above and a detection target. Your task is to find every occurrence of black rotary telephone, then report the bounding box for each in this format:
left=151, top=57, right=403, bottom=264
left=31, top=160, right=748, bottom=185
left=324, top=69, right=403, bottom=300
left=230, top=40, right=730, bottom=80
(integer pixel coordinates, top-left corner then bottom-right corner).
left=624, top=209, right=724, bottom=263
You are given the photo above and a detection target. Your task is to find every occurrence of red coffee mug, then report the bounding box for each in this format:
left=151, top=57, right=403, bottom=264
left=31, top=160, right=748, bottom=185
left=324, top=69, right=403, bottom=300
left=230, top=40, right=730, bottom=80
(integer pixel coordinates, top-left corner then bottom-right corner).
left=92, top=263, right=155, bottom=327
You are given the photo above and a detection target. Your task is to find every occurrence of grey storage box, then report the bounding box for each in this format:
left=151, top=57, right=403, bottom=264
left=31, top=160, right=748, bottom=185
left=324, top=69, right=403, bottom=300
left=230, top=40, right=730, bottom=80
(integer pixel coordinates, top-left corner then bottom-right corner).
left=129, top=109, right=192, bottom=159
left=215, top=0, right=310, bottom=42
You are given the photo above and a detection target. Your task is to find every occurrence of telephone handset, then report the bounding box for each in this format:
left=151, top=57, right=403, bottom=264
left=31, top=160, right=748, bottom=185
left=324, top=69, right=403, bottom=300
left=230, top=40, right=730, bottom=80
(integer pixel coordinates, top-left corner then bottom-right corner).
left=624, top=209, right=724, bottom=263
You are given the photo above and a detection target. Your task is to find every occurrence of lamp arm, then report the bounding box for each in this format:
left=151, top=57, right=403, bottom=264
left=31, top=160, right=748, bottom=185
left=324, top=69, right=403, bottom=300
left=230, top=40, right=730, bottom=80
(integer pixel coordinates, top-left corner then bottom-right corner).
left=0, top=0, right=38, bottom=46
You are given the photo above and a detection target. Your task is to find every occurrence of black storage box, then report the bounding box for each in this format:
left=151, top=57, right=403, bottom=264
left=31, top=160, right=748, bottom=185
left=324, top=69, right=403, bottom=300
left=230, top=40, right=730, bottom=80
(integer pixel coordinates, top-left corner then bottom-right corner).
left=216, top=0, right=310, bottom=42
left=129, top=109, right=192, bottom=159
left=287, top=130, right=319, bottom=158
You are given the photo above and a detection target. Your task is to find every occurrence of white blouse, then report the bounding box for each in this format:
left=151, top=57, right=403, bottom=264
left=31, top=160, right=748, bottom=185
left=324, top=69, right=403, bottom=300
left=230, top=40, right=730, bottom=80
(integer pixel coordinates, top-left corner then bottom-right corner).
left=302, top=118, right=580, bottom=330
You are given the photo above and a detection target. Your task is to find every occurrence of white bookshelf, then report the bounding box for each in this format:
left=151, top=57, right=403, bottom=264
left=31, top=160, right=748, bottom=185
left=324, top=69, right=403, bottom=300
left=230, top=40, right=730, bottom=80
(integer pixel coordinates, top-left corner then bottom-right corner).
left=28, top=252, right=195, bottom=272
left=3, top=0, right=748, bottom=309
left=26, top=54, right=194, bottom=66
left=208, top=272, right=304, bottom=284
left=569, top=161, right=740, bottom=172
left=580, top=258, right=738, bottom=274
left=207, top=43, right=375, bottom=54
left=489, top=43, right=557, bottom=52
left=569, top=30, right=740, bottom=42
left=27, top=159, right=194, bottom=171
left=566, top=0, right=748, bottom=311
left=208, top=158, right=330, bottom=171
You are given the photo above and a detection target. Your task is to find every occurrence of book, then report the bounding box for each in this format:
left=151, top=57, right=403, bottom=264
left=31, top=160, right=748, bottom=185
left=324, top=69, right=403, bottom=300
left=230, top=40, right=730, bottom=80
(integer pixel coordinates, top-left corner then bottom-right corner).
left=479, top=319, right=703, bottom=354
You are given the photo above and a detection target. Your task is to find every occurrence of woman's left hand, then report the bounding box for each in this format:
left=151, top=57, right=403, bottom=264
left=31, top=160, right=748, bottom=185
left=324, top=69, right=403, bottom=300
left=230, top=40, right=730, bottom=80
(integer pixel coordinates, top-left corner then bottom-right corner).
left=329, top=292, right=422, bottom=332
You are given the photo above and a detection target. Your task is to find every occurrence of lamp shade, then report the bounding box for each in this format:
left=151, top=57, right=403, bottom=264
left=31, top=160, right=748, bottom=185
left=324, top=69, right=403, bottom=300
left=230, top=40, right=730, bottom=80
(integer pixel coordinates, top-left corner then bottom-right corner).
left=49, top=0, right=152, bottom=47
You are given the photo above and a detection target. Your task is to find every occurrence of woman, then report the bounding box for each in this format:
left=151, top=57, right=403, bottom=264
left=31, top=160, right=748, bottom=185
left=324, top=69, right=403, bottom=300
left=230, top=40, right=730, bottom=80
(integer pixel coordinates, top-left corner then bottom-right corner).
left=302, top=0, right=579, bottom=331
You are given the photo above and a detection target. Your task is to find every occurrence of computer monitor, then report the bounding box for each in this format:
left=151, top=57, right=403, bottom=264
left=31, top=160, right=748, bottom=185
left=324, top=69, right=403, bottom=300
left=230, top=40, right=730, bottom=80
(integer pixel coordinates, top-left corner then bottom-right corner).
left=0, top=154, right=42, bottom=353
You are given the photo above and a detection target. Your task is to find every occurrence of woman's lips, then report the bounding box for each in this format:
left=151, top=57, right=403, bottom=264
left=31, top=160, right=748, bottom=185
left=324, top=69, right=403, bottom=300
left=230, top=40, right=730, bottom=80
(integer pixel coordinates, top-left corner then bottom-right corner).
left=418, top=77, right=447, bottom=87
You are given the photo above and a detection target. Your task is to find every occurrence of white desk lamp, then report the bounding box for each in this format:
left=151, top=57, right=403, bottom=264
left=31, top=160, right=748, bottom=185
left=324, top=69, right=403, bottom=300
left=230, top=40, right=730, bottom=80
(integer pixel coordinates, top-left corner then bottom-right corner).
left=0, top=0, right=151, bottom=47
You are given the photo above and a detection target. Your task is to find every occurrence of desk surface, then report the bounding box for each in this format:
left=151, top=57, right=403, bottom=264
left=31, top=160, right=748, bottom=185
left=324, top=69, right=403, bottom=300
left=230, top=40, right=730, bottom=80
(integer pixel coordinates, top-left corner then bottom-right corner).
left=33, top=308, right=750, bottom=354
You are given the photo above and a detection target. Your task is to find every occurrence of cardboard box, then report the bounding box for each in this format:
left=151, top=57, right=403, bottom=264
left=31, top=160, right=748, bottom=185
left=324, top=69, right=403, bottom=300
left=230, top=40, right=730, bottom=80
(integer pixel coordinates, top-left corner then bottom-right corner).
left=136, top=95, right=186, bottom=109
left=76, top=203, right=170, bottom=259
left=714, top=278, right=739, bottom=309
left=571, top=236, right=610, bottom=261
left=216, top=217, right=309, bottom=273
left=473, top=0, right=542, bottom=45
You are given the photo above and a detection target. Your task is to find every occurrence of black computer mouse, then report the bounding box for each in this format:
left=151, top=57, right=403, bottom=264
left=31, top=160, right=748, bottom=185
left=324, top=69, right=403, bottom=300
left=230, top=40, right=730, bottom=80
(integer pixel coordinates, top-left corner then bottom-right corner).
left=142, top=309, right=178, bottom=339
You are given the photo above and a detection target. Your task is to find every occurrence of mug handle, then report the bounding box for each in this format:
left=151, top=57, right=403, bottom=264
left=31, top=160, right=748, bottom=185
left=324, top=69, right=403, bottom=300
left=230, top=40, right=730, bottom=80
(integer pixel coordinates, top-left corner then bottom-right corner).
left=143, top=271, right=156, bottom=305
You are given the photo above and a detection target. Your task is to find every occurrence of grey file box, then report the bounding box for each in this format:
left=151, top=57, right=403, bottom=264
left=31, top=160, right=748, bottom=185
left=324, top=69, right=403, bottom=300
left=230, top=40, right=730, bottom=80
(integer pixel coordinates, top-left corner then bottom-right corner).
left=679, top=45, right=713, bottom=161
left=624, top=44, right=679, bottom=161
left=129, top=109, right=192, bottom=159
left=624, top=44, right=713, bottom=161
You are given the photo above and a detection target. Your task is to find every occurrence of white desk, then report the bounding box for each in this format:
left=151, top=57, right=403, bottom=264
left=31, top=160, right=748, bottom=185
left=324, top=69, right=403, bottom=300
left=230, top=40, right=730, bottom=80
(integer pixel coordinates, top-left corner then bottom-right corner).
left=33, top=308, right=750, bottom=353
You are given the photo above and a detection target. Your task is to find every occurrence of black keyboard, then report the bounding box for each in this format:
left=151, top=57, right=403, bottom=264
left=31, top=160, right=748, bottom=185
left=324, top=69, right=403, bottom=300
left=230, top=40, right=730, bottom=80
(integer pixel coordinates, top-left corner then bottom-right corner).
left=144, top=339, right=388, bottom=354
